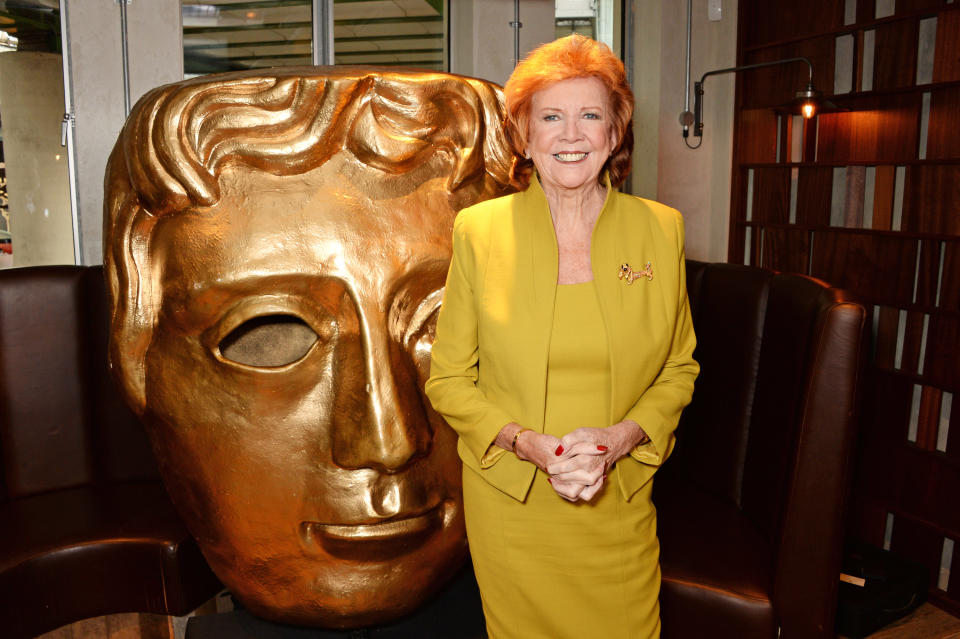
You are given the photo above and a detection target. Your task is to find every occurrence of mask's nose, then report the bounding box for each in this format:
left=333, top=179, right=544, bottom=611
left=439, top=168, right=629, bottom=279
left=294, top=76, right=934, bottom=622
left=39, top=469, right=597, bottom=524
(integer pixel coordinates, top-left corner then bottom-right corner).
left=330, top=301, right=431, bottom=473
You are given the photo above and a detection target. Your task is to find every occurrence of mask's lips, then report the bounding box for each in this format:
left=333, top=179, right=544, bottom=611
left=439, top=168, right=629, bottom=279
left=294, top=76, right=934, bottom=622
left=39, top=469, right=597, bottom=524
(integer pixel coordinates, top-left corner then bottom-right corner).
left=299, top=500, right=455, bottom=560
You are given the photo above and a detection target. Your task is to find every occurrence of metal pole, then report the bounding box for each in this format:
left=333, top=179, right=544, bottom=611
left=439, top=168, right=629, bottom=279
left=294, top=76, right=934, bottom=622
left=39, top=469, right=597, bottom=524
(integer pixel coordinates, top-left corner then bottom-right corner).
left=58, top=0, right=82, bottom=265
left=684, top=0, right=692, bottom=116
left=118, top=0, right=131, bottom=116
left=312, top=0, right=333, bottom=65
left=510, top=0, right=521, bottom=68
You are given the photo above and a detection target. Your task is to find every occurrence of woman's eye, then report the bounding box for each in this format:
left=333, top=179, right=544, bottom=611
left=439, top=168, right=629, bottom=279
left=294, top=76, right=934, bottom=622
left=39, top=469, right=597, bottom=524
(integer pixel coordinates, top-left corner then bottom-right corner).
left=584, top=112, right=600, bottom=120
left=219, top=314, right=319, bottom=368
left=543, top=114, right=559, bottom=121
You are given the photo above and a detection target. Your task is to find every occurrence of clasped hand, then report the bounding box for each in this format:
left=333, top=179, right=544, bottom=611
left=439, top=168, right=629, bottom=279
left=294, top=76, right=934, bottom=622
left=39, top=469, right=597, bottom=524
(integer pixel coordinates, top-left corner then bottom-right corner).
left=515, top=421, right=645, bottom=503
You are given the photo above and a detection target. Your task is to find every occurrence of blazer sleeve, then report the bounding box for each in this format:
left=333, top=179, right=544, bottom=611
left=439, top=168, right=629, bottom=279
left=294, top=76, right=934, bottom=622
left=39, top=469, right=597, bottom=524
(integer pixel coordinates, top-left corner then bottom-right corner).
left=624, top=211, right=699, bottom=469
left=425, top=211, right=515, bottom=467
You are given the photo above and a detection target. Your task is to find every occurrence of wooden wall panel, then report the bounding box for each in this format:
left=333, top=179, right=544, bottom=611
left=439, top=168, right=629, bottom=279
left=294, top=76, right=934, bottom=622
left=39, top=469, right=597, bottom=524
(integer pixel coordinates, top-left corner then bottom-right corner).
left=741, top=0, right=843, bottom=48
left=761, top=227, right=809, bottom=274
left=948, top=394, right=960, bottom=466
left=857, top=0, right=877, bottom=24
left=810, top=232, right=918, bottom=304
left=897, top=0, right=949, bottom=13
left=873, top=19, right=920, bottom=90
left=796, top=167, right=833, bottom=226
left=751, top=168, right=791, bottom=224
left=939, top=241, right=960, bottom=312
left=816, top=94, right=922, bottom=163
left=742, top=37, right=836, bottom=109
left=933, top=9, right=960, bottom=83
left=925, top=87, right=960, bottom=160
left=733, top=0, right=960, bottom=614
left=924, top=314, right=960, bottom=390
left=872, top=166, right=897, bottom=230
left=900, top=311, right=927, bottom=374
left=892, top=448, right=960, bottom=538
left=875, top=306, right=902, bottom=369
left=915, top=240, right=942, bottom=307
left=903, top=166, right=960, bottom=234
left=890, top=515, right=947, bottom=588
left=737, top=109, right=779, bottom=164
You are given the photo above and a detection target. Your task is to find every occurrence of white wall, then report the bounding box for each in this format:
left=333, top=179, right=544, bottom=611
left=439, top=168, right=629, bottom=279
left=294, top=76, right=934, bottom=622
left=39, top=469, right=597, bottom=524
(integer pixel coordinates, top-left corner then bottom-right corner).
left=632, top=0, right=738, bottom=262
left=62, top=0, right=182, bottom=265
left=0, top=52, right=74, bottom=267
left=450, top=0, right=555, bottom=86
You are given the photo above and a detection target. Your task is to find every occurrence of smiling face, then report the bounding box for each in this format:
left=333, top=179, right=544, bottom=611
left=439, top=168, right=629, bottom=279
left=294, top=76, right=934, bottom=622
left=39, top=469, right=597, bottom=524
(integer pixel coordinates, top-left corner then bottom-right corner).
left=140, top=155, right=465, bottom=626
left=526, top=76, right=617, bottom=195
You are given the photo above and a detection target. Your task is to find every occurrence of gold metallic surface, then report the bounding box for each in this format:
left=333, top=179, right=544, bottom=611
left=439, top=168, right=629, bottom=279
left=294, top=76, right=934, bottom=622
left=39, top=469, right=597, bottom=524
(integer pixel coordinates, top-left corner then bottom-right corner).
left=103, top=67, right=514, bottom=627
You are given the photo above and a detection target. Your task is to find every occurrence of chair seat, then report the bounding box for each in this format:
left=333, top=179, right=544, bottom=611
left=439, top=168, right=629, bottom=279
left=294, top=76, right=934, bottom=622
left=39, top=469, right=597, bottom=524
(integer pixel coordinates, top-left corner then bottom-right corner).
left=0, top=482, right=221, bottom=639
left=656, top=478, right=777, bottom=639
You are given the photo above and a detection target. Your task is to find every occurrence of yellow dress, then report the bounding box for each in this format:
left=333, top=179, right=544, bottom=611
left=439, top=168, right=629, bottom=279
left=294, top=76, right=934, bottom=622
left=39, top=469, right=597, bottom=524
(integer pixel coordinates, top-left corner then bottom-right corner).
left=463, top=281, right=661, bottom=639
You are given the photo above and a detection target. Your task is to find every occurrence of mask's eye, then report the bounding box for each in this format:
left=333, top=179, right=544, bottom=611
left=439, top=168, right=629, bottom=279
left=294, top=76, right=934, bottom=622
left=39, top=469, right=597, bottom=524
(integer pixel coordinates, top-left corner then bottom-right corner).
left=219, top=314, right=318, bottom=368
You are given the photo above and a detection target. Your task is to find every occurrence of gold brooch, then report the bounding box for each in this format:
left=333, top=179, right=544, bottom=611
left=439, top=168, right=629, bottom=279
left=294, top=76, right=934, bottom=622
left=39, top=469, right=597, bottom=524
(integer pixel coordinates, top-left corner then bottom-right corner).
left=618, top=262, right=653, bottom=284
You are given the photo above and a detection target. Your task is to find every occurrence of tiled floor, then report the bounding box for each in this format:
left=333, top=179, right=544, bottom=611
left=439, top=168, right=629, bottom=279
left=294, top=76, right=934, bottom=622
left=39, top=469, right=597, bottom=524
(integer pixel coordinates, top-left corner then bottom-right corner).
left=840, top=603, right=960, bottom=639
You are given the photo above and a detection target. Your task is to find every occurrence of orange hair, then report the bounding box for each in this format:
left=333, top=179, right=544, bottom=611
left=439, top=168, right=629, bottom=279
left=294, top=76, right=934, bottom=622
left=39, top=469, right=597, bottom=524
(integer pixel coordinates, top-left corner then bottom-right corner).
left=503, top=34, right=634, bottom=189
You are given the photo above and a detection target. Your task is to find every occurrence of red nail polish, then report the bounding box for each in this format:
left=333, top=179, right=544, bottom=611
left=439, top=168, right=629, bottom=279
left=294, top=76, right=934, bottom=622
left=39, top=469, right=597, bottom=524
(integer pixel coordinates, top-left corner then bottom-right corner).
left=555, top=445, right=564, bottom=456
left=597, top=445, right=608, bottom=451
left=547, top=477, right=553, bottom=484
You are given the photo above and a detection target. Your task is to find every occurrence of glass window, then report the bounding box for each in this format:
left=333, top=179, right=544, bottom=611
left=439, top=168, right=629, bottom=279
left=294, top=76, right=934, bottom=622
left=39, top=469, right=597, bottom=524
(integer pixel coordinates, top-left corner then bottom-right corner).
left=183, top=1, right=314, bottom=77
left=182, top=1, right=447, bottom=78
left=333, top=0, right=444, bottom=70
left=0, top=4, right=73, bottom=268
left=556, top=0, right=616, bottom=51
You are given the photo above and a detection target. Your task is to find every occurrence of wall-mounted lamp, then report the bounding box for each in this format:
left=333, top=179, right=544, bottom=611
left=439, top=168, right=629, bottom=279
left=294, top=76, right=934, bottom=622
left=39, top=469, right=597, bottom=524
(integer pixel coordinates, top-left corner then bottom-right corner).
left=680, top=57, right=826, bottom=149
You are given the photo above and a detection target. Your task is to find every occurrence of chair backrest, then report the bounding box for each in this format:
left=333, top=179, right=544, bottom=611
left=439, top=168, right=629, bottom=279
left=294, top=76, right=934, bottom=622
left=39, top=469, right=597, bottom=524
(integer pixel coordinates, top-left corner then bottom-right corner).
left=674, top=260, right=866, bottom=635
left=0, top=265, right=158, bottom=502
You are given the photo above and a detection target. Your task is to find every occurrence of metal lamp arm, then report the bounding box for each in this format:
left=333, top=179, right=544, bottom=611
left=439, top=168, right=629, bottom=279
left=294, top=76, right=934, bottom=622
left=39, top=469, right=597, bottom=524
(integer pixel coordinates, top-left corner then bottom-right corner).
left=693, top=57, right=814, bottom=139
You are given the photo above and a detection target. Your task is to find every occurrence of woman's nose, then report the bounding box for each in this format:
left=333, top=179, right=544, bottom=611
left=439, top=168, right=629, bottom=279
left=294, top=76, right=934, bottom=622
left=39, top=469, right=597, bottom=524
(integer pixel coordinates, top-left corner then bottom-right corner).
left=330, top=318, right=431, bottom=473
left=562, top=116, right=582, bottom=140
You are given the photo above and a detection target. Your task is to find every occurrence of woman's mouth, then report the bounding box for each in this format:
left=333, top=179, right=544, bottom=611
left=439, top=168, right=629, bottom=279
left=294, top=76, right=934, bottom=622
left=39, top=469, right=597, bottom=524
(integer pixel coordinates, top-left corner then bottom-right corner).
left=554, top=152, right=588, bottom=162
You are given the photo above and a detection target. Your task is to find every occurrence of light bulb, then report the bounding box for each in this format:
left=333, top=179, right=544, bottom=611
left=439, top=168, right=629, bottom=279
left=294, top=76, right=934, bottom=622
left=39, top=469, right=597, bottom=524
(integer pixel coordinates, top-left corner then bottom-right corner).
left=802, top=102, right=816, bottom=119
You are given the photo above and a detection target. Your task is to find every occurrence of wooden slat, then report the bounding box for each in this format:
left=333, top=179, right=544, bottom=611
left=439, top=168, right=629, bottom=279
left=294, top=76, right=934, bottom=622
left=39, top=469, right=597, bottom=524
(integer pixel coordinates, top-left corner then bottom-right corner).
left=816, top=94, right=922, bottom=163
left=761, top=227, right=809, bottom=274
left=917, top=386, right=942, bottom=450
left=940, top=241, right=960, bottom=312
left=741, top=0, right=843, bottom=48
left=925, top=87, right=960, bottom=160
left=915, top=239, right=942, bottom=308
left=891, top=445, right=960, bottom=538
left=736, top=109, right=780, bottom=164
left=934, top=9, right=960, bottom=83
left=896, top=0, right=949, bottom=15
left=876, top=306, right=902, bottom=369
left=900, top=311, right=926, bottom=374
left=751, top=167, right=792, bottom=224
left=872, top=165, right=897, bottom=230
left=924, top=314, right=960, bottom=390
left=903, top=165, right=960, bottom=234
left=796, top=166, right=833, bottom=226
left=810, top=231, right=919, bottom=304
left=742, top=36, right=837, bottom=109
left=873, top=19, right=920, bottom=90
left=949, top=393, right=960, bottom=467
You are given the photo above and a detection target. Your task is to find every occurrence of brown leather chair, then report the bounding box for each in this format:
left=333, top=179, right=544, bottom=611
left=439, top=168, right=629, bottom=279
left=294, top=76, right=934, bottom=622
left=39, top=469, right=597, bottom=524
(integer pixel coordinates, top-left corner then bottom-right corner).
left=0, top=265, right=222, bottom=639
left=655, top=261, right=867, bottom=639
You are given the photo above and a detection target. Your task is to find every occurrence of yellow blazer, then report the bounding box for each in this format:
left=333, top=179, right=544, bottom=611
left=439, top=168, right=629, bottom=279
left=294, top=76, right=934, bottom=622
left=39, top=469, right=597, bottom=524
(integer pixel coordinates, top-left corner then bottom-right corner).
left=426, top=175, right=699, bottom=502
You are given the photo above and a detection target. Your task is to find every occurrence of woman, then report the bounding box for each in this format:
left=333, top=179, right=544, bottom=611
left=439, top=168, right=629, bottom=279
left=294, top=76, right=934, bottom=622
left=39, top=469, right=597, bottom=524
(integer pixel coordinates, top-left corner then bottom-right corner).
left=425, top=34, right=698, bottom=639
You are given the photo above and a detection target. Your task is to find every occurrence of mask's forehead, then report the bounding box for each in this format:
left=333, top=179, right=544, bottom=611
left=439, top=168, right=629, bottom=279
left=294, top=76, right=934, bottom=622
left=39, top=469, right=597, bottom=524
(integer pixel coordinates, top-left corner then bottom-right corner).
left=151, top=160, right=455, bottom=318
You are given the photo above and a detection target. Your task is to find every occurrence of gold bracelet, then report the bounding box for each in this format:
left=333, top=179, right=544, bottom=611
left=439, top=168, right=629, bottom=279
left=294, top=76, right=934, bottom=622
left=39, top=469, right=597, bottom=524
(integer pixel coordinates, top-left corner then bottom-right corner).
left=511, top=428, right=532, bottom=455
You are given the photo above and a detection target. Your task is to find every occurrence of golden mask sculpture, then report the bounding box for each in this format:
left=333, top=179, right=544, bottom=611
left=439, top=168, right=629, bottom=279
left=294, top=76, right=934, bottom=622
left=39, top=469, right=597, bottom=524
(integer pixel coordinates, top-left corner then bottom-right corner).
left=103, top=67, right=514, bottom=627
